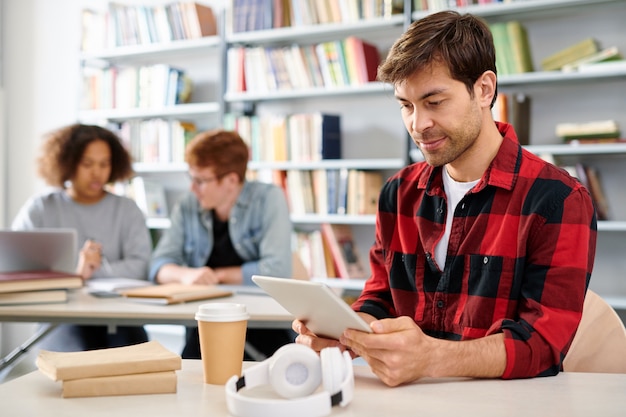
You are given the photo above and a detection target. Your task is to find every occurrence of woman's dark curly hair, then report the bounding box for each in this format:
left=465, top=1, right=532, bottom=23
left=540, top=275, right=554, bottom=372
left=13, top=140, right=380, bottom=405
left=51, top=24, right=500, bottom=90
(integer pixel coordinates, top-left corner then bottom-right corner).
left=37, top=124, right=134, bottom=188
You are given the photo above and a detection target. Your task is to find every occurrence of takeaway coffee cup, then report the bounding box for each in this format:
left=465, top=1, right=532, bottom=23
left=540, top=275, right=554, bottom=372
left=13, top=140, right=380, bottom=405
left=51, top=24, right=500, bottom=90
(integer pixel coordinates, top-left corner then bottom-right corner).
left=195, top=303, right=250, bottom=385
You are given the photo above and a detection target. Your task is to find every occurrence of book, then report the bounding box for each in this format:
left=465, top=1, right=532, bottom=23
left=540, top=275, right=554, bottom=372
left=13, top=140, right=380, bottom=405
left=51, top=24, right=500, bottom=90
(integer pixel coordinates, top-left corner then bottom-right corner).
left=119, top=283, right=233, bottom=305
left=0, top=270, right=83, bottom=294
left=510, top=92, right=531, bottom=146
left=541, top=38, right=599, bottom=71
left=320, top=224, right=366, bottom=279
left=344, top=36, right=380, bottom=84
left=561, top=46, right=623, bottom=73
left=356, top=170, right=384, bottom=215
left=36, top=340, right=182, bottom=381
left=130, top=176, right=169, bottom=218
left=506, top=21, right=534, bottom=74
left=0, top=289, right=68, bottom=306
left=62, top=370, right=177, bottom=398
left=181, top=2, right=217, bottom=38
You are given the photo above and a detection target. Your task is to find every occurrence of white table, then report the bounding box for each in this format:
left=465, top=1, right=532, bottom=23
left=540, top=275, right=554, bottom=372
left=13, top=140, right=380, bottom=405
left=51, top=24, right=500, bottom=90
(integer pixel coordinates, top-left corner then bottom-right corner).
left=1, top=360, right=625, bottom=417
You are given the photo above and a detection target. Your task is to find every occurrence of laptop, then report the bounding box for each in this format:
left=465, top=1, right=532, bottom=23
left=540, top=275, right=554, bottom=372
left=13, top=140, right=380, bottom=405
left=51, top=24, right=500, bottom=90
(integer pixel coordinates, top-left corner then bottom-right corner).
left=0, top=229, right=77, bottom=273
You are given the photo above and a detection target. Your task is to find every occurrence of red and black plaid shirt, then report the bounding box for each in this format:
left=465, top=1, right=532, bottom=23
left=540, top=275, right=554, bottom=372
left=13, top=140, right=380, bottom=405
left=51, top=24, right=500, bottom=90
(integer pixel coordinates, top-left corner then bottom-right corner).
left=353, top=122, right=597, bottom=379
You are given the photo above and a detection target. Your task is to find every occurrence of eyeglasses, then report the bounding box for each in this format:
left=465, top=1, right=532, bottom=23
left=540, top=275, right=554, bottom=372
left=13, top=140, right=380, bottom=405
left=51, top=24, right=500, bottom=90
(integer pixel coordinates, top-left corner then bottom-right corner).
left=187, top=173, right=218, bottom=187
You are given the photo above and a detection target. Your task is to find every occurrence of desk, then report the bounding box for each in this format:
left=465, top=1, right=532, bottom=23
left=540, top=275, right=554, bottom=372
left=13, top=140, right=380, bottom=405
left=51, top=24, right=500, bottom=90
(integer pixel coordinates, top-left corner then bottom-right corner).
left=1, top=360, right=625, bottom=417
left=0, top=288, right=294, bottom=370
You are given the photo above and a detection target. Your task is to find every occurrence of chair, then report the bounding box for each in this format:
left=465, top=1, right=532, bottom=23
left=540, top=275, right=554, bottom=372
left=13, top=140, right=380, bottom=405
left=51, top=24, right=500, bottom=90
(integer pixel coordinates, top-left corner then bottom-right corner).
left=563, top=290, right=626, bottom=373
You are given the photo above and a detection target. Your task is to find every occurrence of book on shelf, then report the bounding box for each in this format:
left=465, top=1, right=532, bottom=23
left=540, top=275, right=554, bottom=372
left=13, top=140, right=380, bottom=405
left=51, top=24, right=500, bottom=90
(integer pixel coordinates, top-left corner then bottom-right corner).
left=556, top=120, right=620, bottom=141
left=491, top=92, right=508, bottom=123
left=320, top=224, right=367, bottom=279
left=561, top=46, right=623, bottom=73
left=343, top=36, right=381, bottom=85
left=510, top=92, right=531, bottom=146
left=505, top=21, right=534, bottom=74
left=569, top=164, right=610, bottom=221
left=0, top=289, right=68, bottom=306
left=489, top=20, right=533, bottom=76
left=541, top=38, right=599, bottom=71
left=130, top=176, right=169, bottom=219
left=119, top=283, right=233, bottom=305
left=0, top=270, right=83, bottom=294
left=181, top=2, right=217, bottom=38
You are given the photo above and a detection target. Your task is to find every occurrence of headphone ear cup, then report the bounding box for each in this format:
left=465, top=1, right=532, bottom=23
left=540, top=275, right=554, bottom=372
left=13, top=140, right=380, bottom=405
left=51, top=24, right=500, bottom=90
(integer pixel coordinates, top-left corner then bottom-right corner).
left=268, top=344, right=322, bottom=399
left=320, top=347, right=346, bottom=394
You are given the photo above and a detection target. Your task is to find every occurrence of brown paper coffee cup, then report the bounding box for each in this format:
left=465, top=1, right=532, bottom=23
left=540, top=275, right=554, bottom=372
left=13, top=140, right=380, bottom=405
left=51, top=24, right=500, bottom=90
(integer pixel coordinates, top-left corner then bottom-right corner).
left=195, top=303, right=249, bottom=385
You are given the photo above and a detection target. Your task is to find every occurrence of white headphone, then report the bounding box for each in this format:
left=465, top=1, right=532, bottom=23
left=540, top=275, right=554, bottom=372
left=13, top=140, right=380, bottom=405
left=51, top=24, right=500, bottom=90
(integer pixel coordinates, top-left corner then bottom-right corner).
left=225, top=343, right=354, bottom=417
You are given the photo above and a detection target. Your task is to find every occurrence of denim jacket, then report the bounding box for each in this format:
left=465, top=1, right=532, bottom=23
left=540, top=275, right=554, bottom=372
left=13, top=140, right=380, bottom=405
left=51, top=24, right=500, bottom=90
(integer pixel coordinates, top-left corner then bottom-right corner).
left=149, top=181, right=293, bottom=285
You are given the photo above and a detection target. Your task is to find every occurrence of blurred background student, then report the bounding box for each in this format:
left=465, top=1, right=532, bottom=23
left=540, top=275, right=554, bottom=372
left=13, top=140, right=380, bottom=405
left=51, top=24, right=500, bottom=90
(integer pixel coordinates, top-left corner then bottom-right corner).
left=150, top=129, right=294, bottom=360
left=12, top=123, right=152, bottom=351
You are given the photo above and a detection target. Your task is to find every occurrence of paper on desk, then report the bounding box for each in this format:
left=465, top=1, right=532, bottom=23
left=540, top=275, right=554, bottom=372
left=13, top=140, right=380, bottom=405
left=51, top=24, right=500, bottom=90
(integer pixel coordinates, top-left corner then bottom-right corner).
left=62, top=371, right=177, bottom=398
left=86, top=277, right=152, bottom=293
left=36, top=340, right=182, bottom=381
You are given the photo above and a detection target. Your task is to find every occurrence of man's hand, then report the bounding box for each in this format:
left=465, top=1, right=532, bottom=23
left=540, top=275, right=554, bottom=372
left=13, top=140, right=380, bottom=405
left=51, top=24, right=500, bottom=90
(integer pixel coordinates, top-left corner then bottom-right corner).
left=292, top=319, right=348, bottom=353
left=340, top=316, right=433, bottom=387
left=340, top=316, right=507, bottom=387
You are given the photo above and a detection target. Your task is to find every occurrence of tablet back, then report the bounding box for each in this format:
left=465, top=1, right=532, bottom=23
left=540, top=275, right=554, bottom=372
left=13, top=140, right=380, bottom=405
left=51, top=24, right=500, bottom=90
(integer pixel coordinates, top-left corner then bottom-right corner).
left=252, top=275, right=371, bottom=339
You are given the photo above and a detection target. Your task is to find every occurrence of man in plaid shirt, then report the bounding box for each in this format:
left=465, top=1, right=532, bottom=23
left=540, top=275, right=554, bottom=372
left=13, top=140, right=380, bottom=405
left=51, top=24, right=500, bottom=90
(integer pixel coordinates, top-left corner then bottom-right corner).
left=293, top=10, right=597, bottom=386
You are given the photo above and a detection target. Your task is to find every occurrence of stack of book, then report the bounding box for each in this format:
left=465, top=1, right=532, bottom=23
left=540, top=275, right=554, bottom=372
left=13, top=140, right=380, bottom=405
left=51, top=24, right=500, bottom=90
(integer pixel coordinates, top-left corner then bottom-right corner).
left=0, top=270, right=83, bottom=306
left=36, top=341, right=182, bottom=398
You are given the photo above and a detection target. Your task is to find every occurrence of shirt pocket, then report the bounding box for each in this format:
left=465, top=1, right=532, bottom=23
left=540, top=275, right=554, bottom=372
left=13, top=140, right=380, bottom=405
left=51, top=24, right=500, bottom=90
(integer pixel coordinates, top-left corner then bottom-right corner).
left=456, top=254, right=517, bottom=336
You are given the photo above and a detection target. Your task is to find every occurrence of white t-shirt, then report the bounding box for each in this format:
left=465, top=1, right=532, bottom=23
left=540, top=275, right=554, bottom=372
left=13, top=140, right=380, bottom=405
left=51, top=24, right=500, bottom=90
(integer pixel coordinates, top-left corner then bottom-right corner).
left=434, top=169, right=479, bottom=270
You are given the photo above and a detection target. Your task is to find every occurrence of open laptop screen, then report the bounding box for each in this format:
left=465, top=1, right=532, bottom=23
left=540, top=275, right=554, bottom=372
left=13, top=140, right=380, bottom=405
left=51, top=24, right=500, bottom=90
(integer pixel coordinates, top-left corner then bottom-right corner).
left=0, top=229, right=77, bottom=273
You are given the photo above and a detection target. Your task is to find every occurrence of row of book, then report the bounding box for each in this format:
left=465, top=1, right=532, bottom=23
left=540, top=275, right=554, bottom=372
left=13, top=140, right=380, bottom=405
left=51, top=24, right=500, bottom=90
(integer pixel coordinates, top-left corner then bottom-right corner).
left=230, top=0, right=404, bottom=32
left=81, top=2, right=217, bottom=51
left=293, top=224, right=367, bottom=280
left=224, top=112, right=341, bottom=163
left=116, top=118, right=197, bottom=165
left=257, top=168, right=384, bottom=217
left=227, top=36, right=380, bottom=94
left=414, top=0, right=516, bottom=12
left=81, top=64, right=193, bottom=111
left=490, top=21, right=534, bottom=76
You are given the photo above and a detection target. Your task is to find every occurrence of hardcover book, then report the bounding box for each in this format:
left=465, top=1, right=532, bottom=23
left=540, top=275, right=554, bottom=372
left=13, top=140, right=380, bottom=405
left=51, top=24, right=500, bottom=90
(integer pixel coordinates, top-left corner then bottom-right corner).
left=0, top=289, right=68, bottom=306
left=541, top=38, right=599, bottom=71
left=0, top=270, right=83, bottom=294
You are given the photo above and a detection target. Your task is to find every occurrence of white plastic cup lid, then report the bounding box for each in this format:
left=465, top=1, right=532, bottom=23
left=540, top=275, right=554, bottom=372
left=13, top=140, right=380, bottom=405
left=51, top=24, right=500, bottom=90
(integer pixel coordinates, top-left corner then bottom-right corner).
left=195, top=303, right=249, bottom=322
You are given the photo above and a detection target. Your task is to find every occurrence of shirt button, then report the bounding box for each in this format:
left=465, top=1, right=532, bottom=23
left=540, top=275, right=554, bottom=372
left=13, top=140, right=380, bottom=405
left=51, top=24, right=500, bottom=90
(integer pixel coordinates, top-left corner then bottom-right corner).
left=461, top=203, right=466, bottom=210
left=483, top=256, right=489, bottom=264
left=437, top=300, right=444, bottom=308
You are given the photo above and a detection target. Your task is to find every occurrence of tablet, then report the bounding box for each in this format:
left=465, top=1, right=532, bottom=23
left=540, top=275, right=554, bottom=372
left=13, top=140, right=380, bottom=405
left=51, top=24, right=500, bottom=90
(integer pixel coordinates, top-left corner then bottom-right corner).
left=252, top=275, right=372, bottom=340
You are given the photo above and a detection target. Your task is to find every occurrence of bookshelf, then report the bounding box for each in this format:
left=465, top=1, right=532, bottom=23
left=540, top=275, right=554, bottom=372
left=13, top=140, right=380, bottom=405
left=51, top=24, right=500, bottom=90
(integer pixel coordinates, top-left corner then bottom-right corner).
left=223, top=8, right=409, bottom=280
left=77, top=1, right=225, bottom=230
